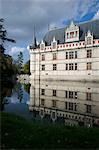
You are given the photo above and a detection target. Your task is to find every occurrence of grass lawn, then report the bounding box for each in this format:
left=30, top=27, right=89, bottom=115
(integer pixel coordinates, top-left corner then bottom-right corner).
left=1, top=112, right=99, bottom=149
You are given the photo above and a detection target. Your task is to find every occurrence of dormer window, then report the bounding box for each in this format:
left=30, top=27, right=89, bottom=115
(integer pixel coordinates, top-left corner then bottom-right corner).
left=51, top=37, right=57, bottom=49
left=40, top=40, right=45, bottom=50
left=65, top=21, right=79, bottom=43
left=85, top=30, right=93, bottom=46
left=87, top=37, right=92, bottom=45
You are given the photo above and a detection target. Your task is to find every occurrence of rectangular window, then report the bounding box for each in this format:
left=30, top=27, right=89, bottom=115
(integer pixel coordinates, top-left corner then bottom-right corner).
left=75, top=51, right=77, bottom=58
left=74, top=103, right=77, bottom=111
left=69, top=91, right=73, bottom=98
left=42, top=54, right=45, bottom=61
left=69, top=102, right=73, bottom=110
left=40, top=44, right=44, bottom=50
left=53, top=64, right=57, bottom=70
left=69, top=51, right=74, bottom=59
left=66, top=52, right=68, bottom=59
left=86, top=105, right=91, bottom=113
left=42, top=65, right=45, bottom=71
left=53, top=90, right=56, bottom=96
left=75, top=63, right=77, bottom=70
left=87, top=37, right=92, bottom=45
left=87, top=50, right=92, bottom=58
left=41, top=89, right=45, bottom=95
left=87, top=62, right=92, bottom=70
left=52, top=42, right=57, bottom=49
left=75, top=92, right=77, bottom=99
left=65, top=91, right=68, bottom=98
left=65, top=102, right=68, bottom=109
left=86, top=92, right=91, bottom=100
left=66, top=64, right=68, bottom=70
left=53, top=53, right=57, bottom=60
left=69, top=63, right=73, bottom=70
left=41, top=99, right=45, bottom=106
left=52, top=100, right=56, bottom=107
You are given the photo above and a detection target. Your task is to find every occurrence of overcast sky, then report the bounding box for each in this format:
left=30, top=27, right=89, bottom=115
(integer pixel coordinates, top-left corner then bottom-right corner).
left=1, top=0, right=99, bottom=63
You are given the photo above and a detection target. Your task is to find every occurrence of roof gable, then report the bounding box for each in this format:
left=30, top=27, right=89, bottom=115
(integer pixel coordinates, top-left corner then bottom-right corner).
left=43, top=19, right=99, bottom=45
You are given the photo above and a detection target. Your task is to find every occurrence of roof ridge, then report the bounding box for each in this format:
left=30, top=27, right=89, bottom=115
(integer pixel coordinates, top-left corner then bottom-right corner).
left=78, top=19, right=99, bottom=25
left=48, top=19, right=99, bottom=33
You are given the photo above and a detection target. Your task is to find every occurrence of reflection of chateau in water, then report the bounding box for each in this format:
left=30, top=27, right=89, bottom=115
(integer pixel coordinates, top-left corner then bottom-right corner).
left=28, top=80, right=99, bottom=126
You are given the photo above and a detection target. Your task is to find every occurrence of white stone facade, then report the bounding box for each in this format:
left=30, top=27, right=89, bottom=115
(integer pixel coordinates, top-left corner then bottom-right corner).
left=30, top=38, right=99, bottom=81
left=29, top=20, right=99, bottom=81
left=29, top=20, right=99, bottom=126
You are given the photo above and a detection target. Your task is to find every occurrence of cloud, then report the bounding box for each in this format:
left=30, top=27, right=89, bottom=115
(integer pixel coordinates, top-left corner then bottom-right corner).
left=1, top=0, right=99, bottom=62
left=93, top=10, right=99, bottom=19
left=9, top=46, right=25, bottom=56
left=2, top=0, right=99, bottom=42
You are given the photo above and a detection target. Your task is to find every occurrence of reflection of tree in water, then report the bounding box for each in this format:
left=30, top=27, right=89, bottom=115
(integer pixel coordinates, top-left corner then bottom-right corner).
left=14, top=83, right=23, bottom=102
left=23, top=83, right=31, bottom=94
left=1, top=81, right=13, bottom=110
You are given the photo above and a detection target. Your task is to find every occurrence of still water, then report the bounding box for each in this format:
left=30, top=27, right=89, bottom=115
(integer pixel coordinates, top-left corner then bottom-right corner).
left=3, top=80, right=99, bottom=127
left=3, top=82, right=32, bottom=120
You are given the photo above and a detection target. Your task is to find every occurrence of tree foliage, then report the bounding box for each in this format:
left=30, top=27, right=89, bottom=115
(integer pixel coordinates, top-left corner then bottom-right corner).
left=0, top=18, right=17, bottom=110
left=0, top=18, right=15, bottom=53
left=15, top=52, right=24, bottom=74
left=23, top=60, right=30, bottom=74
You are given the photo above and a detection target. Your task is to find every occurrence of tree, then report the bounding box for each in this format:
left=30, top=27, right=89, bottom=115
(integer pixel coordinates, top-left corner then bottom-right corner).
left=23, top=60, right=30, bottom=74
left=0, top=18, right=16, bottom=110
left=17, top=52, right=23, bottom=74
left=0, top=18, right=15, bottom=53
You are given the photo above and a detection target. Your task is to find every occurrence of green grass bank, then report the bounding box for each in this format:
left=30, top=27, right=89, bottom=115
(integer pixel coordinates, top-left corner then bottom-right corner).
left=1, top=112, right=99, bottom=149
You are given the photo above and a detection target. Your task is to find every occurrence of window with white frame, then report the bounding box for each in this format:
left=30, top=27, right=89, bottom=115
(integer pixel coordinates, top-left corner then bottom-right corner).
left=41, top=99, right=45, bottom=106
left=42, top=65, right=45, bottom=71
left=66, top=64, right=68, bottom=70
left=65, top=102, right=77, bottom=111
left=87, top=50, right=92, bottom=58
left=75, top=51, right=77, bottom=58
left=52, top=100, right=57, bottom=107
left=53, top=90, right=56, bottom=96
left=86, top=105, right=91, bottom=113
left=69, top=91, right=73, bottom=98
left=52, top=42, right=57, bottom=49
left=42, top=54, right=45, bottom=61
left=53, top=64, right=57, bottom=70
left=86, top=62, right=92, bottom=70
left=69, top=63, right=73, bottom=70
left=87, top=37, right=92, bottom=45
left=86, top=92, right=91, bottom=100
left=40, top=42, right=45, bottom=50
left=69, top=51, right=74, bottom=59
left=41, top=89, right=45, bottom=95
left=75, top=63, right=77, bottom=70
left=66, top=52, right=68, bottom=59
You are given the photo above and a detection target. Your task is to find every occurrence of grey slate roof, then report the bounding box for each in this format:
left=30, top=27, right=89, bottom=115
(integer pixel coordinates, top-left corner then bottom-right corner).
left=43, top=19, right=99, bottom=46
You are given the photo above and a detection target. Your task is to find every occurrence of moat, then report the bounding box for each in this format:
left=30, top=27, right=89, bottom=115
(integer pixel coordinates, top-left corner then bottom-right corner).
left=3, top=78, right=99, bottom=127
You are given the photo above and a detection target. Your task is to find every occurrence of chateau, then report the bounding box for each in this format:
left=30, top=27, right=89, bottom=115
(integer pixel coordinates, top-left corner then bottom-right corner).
left=29, top=19, right=99, bottom=126
left=29, top=19, right=99, bottom=81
